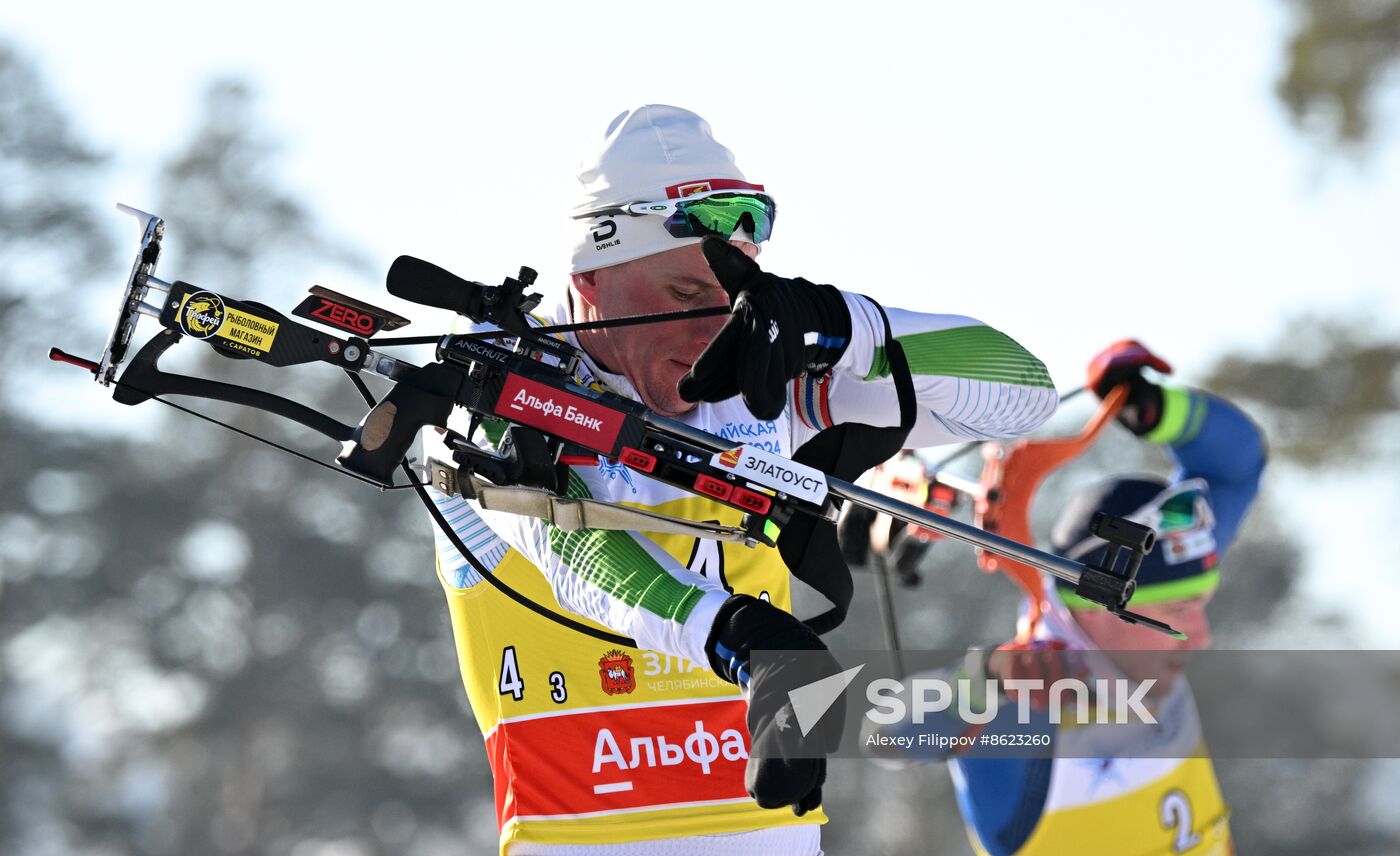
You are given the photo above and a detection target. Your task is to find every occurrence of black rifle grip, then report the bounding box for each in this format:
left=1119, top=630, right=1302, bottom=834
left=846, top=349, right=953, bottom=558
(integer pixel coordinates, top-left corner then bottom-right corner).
left=336, top=363, right=462, bottom=485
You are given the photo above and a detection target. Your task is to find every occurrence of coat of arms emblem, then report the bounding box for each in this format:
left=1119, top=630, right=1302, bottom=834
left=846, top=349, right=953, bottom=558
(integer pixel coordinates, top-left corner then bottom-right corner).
left=598, top=650, right=636, bottom=695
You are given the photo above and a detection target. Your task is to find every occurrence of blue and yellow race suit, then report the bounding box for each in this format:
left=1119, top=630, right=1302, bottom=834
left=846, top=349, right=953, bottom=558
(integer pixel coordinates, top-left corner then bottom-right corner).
left=879, top=386, right=1264, bottom=856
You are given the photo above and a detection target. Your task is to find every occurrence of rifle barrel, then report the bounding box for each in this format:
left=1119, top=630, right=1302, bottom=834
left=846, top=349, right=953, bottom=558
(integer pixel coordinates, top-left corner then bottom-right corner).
left=646, top=411, right=1087, bottom=586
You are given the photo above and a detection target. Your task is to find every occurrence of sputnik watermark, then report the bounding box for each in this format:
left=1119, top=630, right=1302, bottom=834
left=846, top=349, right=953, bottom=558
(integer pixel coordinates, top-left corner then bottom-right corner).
left=863, top=676, right=1158, bottom=726
left=764, top=649, right=1400, bottom=759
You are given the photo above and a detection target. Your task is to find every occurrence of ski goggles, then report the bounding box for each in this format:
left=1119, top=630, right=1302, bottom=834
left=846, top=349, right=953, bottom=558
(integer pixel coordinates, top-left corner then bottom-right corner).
left=574, top=191, right=776, bottom=243
left=1132, top=481, right=1216, bottom=545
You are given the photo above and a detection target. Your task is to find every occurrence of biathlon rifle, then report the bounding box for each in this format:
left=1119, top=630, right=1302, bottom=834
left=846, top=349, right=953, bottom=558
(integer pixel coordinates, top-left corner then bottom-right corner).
left=49, top=205, right=1180, bottom=640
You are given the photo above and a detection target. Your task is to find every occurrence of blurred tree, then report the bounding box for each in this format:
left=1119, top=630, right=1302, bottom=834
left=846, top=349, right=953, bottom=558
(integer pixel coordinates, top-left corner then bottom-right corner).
left=156, top=78, right=366, bottom=297
left=1203, top=315, right=1399, bottom=466
left=0, top=41, right=109, bottom=405
left=1278, top=0, right=1400, bottom=146
left=152, top=77, right=377, bottom=451
left=2, top=66, right=492, bottom=856
left=1197, top=318, right=1400, bottom=855
left=0, top=40, right=111, bottom=851
left=128, top=77, right=485, bottom=856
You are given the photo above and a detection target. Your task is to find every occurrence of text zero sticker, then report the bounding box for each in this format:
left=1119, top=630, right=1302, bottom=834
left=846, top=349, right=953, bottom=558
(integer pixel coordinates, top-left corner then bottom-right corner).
left=712, top=445, right=829, bottom=504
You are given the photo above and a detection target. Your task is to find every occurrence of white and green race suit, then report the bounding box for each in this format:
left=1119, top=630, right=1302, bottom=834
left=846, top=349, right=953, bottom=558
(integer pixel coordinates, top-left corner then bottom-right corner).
left=422, top=290, right=1057, bottom=855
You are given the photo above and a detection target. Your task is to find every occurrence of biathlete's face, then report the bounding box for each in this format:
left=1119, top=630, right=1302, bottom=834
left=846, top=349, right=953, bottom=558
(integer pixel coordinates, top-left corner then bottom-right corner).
left=571, top=242, right=757, bottom=418
left=1073, top=593, right=1214, bottom=691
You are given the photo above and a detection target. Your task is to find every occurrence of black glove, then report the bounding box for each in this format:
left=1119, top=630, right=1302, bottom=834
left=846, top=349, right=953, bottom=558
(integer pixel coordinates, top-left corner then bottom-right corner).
left=837, top=502, right=878, bottom=567
left=706, top=594, right=847, bottom=815
left=678, top=237, right=852, bottom=420
left=1085, top=339, right=1173, bottom=436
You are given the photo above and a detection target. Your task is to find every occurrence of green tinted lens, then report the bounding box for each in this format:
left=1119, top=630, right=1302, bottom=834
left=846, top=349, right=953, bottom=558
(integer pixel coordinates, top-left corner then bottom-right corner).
left=1158, top=490, right=1202, bottom=529
left=663, top=193, right=775, bottom=242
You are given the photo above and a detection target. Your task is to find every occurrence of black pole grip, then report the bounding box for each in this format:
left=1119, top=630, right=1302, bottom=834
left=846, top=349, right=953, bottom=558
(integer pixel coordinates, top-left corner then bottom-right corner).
left=336, top=363, right=463, bottom=485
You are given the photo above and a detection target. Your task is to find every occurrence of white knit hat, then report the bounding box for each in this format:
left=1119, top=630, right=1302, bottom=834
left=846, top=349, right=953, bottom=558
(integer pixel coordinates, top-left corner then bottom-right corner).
left=570, top=105, right=766, bottom=274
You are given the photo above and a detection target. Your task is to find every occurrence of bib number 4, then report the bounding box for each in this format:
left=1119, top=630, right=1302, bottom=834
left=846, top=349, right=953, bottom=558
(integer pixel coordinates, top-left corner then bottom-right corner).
left=499, top=646, right=525, bottom=701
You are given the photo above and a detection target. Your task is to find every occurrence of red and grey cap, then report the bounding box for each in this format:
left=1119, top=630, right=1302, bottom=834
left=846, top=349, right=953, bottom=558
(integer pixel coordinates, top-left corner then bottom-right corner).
left=570, top=104, right=766, bottom=274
